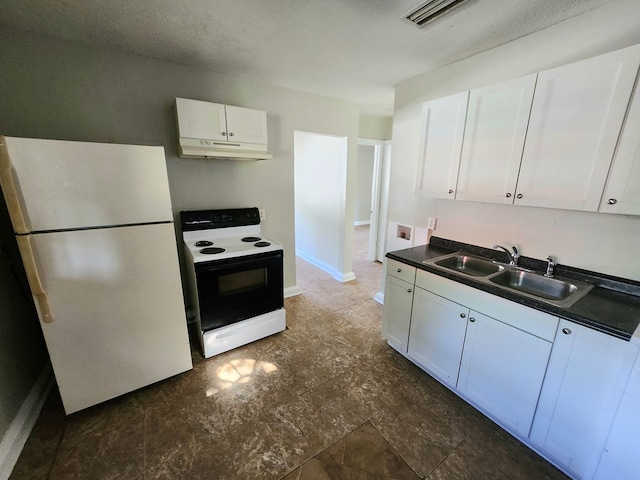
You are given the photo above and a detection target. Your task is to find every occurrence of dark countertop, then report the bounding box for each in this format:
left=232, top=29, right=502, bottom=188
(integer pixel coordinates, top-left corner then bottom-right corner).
left=386, top=237, right=640, bottom=342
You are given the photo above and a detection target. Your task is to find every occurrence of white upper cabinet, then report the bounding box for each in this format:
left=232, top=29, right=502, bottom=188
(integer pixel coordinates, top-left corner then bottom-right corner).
left=456, top=74, right=537, bottom=204
left=176, top=98, right=268, bottom=145
left=176, top=98, right=227, bottom=141
left=224, top=105, right=269, bottom=144
left=415, top=92, right=469, bottom=199
left=599, top=75, right=640, bottom=215
left=515, top=45, right=640, bottom=211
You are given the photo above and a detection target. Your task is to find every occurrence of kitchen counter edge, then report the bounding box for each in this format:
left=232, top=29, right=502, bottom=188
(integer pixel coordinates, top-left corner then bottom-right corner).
left=386, top=239, right=640, bottom=344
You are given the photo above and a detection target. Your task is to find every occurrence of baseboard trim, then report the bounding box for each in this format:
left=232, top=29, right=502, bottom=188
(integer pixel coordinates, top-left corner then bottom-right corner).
left=284, top=286, right=303, bottom=298
left=295, top=251, right=356, bottom=283
left=0, top=364, right=53, bottom=480
left=373, top=292, right=384, bottom=305
left=339, top=271, right=356, bottom=282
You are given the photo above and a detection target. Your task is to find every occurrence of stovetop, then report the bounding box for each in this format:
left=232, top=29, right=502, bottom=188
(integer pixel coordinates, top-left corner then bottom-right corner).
left=183, top=226, right=283, bottom=263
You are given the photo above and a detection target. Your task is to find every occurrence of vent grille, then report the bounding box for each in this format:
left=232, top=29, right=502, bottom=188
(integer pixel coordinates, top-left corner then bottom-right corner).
left=402, top=0, right=470, bottom=28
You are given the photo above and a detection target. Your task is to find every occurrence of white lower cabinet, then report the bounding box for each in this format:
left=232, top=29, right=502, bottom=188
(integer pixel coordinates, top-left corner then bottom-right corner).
left=529, top=319, right=638, bottom=479
left=382, top=275, right=415, bottom=353
left=458, top=311, right=552, bottom=437
left=407, top=288, right=469, bottom=388
left=381, top=259, right=417, bottom=353
left=405, top=270, right=555, bottom=436
left=594, top=350, right=640, bottom=480
left=383, top=261, right=639, bottom=480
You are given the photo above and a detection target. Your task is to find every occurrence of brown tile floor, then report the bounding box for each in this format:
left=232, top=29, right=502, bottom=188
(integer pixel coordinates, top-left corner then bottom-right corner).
left=9, top=226, right=569, bottom=479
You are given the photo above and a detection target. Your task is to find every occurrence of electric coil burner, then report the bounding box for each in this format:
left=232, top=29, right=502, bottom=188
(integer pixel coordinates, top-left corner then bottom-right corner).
left=181, top=207, right=286, bottom=358
left=195, top=240, right=214, bottom=247
left=200, top=247, right=225, bottom=254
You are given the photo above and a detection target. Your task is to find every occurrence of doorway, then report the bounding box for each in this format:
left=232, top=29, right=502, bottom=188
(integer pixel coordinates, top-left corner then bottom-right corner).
left=355, top=138, right=385, bottom=263
left=293, top=131, right=352, bottom=281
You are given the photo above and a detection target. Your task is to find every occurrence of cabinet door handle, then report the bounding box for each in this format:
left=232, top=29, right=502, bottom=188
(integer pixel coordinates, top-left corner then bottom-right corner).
left=505, top=193, right=512, bottom=198
left=607, top=198, right=617, bottom=205
left=221, top=131, right=227, bottom=136
left=448, top=189, right=454, bottom=194
left=469, top=317, right=476, bottom=322
left=229, top=132, right=235, bottom=137
left=460, top=313, right=466, bottom=318
left=397, top=268, right=402, bottom=273
left=407, top=288, right=412, bottom=293
left=516, top=193, right=523, bottom=199
left=562, top=327, right=572, bottom=335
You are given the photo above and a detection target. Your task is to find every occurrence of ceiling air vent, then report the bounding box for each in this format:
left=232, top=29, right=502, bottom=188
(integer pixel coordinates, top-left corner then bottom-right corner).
left=402, top=0, right=470, bottom=28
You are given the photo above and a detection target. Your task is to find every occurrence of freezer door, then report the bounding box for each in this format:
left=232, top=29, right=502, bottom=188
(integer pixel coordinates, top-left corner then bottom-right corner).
left=0, top=136, right=173, bottom=233
left=28, top=222, right=192, bottom=414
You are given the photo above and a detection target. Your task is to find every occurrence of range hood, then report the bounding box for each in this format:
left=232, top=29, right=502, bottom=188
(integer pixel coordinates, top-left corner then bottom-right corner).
left=178, top=137, right=273, bottom=161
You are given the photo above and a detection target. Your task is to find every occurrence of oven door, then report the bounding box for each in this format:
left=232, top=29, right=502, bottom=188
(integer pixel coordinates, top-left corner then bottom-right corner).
left=194, top=250, right=284, bottom=332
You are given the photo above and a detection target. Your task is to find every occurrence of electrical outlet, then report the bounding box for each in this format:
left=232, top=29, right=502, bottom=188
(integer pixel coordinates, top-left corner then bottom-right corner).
left=427, top=217, right=437, bottom=230
left=259, top=208, right=266, bottom=221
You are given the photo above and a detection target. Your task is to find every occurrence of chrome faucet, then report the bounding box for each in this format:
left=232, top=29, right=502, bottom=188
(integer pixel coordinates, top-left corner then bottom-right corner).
left=493, top=244, right=520, bottom=266
left=544, top=255, right=556, bottom=278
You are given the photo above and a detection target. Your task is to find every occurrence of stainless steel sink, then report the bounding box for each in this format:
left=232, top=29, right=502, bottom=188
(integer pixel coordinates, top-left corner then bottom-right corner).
left=425, top=252, right=595, bottom=308
left=489, top=269, right=594, bottom=308
left=433, top=254, right=504, bottom=277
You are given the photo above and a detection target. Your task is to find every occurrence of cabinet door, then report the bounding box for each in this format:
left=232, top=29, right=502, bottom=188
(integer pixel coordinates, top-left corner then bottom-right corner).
left=382, top=275, right=414, bottom=353
left=457, top=311, right=551, bottom=437
left=530, top=320, right=635, bottom=479
left=225, top=105, right=268, bottom=144
left=456, top=74, right=536, bottom=204
left=408, top=288, right=468, bottom=388
left=516, top=45, right=640, bottom=211
left=176, top=98, right=227, bottom=141
left=415, top=92, right=469, bottom=199
left=599, top=77, right=640, bottom=215
left=594, top=350, right=640, bottom=480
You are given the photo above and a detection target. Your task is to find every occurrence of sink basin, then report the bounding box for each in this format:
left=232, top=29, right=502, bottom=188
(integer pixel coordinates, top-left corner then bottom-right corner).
left=490, top=270, right=575, bottom=300
left=433, top=254, right=504, bottom=277
left=489, top=270, right=594, bottom=307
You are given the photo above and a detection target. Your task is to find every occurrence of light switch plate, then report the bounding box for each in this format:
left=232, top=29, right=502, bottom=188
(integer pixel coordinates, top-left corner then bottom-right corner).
left=427, top=217, right=437, bottom=230
left=259, top=208, right=266, bottom=221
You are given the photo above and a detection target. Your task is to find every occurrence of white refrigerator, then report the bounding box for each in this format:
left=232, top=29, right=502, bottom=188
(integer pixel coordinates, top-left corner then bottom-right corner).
left=0, top=136, right=193, bottom=414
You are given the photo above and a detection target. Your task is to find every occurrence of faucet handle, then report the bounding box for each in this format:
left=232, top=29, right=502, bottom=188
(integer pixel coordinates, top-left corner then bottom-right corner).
left=544, top=255, right=556, bottom=277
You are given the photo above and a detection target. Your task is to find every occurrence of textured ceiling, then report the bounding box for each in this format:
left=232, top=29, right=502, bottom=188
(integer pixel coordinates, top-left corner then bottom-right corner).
left=0, top=0, right=616, bottom=115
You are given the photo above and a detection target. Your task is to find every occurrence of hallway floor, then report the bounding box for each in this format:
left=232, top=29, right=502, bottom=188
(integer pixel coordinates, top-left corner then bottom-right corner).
left=10, top=226, right=568, bottom=479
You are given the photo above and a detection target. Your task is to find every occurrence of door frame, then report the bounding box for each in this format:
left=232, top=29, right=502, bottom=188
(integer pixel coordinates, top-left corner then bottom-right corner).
left=358, top=138, right=384, bottom=262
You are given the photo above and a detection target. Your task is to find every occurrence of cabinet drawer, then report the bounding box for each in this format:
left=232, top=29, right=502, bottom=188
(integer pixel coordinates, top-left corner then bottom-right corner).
left=387, top=258, right=417, bottom=284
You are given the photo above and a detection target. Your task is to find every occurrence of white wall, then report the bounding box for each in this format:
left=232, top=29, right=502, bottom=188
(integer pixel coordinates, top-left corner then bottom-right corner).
left=355, top=145, right=375, bottom=224
left=294, top=132, right=350, bottom=279
left=390, top=0, right=640, bottom=281
left=359, top=115, right=393, bottom=141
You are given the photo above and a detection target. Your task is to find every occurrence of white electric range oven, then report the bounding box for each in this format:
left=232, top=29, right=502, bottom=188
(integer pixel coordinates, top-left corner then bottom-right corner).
left=181, top=208, right=286, bottom=358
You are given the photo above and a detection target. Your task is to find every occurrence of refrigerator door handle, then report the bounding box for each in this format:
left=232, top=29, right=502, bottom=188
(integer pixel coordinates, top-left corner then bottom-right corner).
left=16, top=235, right=54, bottom=323
left=0, top=138, right=30, bottom=234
